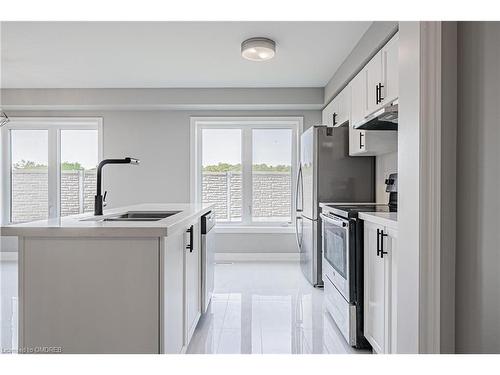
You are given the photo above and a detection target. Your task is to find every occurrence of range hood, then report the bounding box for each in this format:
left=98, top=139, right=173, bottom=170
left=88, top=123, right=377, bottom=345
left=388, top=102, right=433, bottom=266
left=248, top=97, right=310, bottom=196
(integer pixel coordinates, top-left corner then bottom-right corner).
left=356, top=104, right=398, bottom=130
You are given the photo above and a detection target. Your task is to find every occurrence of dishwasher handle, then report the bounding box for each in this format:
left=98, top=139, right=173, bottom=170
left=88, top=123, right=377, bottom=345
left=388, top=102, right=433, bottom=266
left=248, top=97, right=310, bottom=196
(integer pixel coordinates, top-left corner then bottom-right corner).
left=186, top=226, right=194, bottom=252
left=202, top=211, right=216, bottom=234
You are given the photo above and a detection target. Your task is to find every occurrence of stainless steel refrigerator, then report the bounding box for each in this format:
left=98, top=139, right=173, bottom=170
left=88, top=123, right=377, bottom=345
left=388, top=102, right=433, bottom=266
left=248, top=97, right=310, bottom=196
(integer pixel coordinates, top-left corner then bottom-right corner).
left=295, top=125, right=375, bottom=286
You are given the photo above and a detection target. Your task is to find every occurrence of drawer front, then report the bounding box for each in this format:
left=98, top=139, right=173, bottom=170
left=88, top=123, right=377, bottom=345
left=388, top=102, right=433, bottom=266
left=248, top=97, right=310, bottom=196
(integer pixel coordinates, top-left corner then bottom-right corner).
left=324, top=275, right=355, bottom=346
left=323, top=310, right=354, bottom=354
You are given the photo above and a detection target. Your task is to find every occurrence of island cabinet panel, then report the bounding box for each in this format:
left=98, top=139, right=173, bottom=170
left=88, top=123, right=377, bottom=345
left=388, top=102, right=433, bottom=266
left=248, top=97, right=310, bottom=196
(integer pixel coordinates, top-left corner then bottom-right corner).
left=162, top=231, right=186, bottom=354
left=20, top=237, right=160, bottom=354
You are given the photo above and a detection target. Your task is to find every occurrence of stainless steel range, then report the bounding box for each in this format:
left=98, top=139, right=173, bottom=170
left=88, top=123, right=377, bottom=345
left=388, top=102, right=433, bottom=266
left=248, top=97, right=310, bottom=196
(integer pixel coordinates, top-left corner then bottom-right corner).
left=320, top=174, right=398, bottom=348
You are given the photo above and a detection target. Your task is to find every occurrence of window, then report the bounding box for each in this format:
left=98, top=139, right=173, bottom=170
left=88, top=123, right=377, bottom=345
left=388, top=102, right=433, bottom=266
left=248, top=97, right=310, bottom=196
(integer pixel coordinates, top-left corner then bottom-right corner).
left=192, top=117, right=301, bottom=229
left=1, top=118, right=102, bottom=223
left=202, top=128, right=242, bottom=222
left=252, top=129, right=293, bottom=222
left=10, top=130, right=49, bottom=222
left=60, top=129, right=99, bottom=217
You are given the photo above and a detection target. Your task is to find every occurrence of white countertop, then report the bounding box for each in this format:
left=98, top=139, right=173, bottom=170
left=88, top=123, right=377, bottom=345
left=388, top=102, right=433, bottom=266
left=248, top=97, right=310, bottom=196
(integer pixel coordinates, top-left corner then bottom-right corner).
left=358, top=212, right=398, bottom=229
left=0, top=203, right=215, bottom=238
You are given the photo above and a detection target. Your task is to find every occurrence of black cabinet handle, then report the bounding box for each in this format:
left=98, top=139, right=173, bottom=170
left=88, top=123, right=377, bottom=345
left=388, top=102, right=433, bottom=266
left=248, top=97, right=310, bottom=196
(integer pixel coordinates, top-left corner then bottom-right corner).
left=376, top=228, right=381, bottom=256
left=186, top=225, right=194, bottom=252
left=378, top=83, right=385, bottom=103
left=359, top=132, right=365, bottom=149
left=379, top=230, right=388, bottom=258
left=376, top=84, right=380, bottom=104
left=332, top=112, right=337, bottom=126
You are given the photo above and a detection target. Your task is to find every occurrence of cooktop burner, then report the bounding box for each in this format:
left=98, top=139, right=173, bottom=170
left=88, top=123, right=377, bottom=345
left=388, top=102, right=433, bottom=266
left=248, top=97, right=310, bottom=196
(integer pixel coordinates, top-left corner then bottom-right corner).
left=323, top=203, right=396, bottom=219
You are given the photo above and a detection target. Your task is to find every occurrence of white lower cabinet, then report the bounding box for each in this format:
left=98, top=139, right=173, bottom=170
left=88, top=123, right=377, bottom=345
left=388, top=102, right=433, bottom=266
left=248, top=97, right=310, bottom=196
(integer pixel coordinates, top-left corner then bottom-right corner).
left=162, top=219, right=202, bottom=354
left=184, top=220, right=202, bottom=345
left=163, top=230, right=186, bottom=354
left=363, top=220, right=397, bottom=354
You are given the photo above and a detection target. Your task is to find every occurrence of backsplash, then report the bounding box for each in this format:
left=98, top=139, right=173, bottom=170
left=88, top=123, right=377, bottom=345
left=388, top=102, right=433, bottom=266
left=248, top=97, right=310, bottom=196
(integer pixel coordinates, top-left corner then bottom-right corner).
left=376, top=152, right=398, bottom=203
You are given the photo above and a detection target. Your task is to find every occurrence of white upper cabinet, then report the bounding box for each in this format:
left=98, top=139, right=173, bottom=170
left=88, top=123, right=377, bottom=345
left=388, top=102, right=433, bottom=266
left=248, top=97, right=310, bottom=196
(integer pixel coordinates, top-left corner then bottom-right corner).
left=322, top=85, right=350, bottom=127
left=382, top=33, right=399, bottom=106
left=366, top=33, right=399, bottom=116
left=365, top=50, right=383, bottom=116
left=333, top=86, right=350, bottom=127
left=351, top=32, right=399, bottom=129
left=322, top=96, right=335, bottom=127
left=349, top=69, right=367, bottom=127
left=349, top=61, right=398, bottom=157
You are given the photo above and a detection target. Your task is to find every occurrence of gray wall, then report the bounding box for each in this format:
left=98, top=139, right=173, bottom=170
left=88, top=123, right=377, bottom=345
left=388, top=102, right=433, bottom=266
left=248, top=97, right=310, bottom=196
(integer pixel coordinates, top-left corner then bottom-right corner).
left=324, top=21, right=398, bottom=105
left=6, top=109, right=320, bottom=254
left=456, top=22, right=500, bottom=353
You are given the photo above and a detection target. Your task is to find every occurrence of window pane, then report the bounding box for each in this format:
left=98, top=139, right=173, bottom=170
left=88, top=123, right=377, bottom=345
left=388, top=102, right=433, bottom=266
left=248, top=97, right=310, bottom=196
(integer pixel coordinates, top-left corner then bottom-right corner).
left=202, top=129, right=242, bottom=222
left=60, top=130, right=99, bottom=217
left=10, top=130, right=49, bottom=223
left=252, top=129, right=292, bottom=222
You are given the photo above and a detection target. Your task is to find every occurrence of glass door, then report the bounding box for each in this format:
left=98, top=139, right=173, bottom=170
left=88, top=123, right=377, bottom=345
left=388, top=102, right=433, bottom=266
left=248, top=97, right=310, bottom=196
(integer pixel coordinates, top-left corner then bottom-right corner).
left=321, top=214, right=349, bottom=280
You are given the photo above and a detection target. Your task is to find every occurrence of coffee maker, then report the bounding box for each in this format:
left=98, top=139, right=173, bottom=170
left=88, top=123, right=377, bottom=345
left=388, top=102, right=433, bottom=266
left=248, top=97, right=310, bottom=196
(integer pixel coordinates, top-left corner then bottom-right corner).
left=385, top=173, right=398, bottom=210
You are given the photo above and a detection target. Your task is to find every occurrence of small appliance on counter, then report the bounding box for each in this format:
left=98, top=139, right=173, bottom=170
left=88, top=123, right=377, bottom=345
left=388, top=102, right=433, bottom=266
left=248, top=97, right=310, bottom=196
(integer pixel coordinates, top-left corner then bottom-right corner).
left=319, top=173, right=398, bottom=348
left=385, top=172, right=398, bottom=210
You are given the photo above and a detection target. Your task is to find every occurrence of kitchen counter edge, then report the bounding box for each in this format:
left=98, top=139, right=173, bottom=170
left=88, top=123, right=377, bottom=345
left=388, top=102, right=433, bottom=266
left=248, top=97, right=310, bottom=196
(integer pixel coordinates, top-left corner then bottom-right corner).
left=358, top=212, right=398, bottom=229
left=0, top=203, right=215, bottom=238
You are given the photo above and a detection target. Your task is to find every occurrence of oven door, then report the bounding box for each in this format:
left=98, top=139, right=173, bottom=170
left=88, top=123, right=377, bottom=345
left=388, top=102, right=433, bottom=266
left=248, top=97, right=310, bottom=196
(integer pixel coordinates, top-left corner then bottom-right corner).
left=320, top=213, right=350, bottom=301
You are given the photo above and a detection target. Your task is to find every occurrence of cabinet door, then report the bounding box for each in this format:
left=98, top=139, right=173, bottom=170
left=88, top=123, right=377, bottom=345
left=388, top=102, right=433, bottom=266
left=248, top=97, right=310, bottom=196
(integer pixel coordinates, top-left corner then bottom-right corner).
left=349, top=127, right=367, bottom=156
left=185, top=221, right=201, bottom=344
left=335, top=86, right=350, bottom=127
left=365, top=51, right=383, bottom=116
left=322, top=98, right=335, bottom=127
left=349, top=69, right=366, bottom=127
left=382, top=33, right=399, bottom=105
left=163, top=231, right=186, bottom=354
left=363, top=221, right=388, bottom=353
left=386, top=227, right=398, bottom=353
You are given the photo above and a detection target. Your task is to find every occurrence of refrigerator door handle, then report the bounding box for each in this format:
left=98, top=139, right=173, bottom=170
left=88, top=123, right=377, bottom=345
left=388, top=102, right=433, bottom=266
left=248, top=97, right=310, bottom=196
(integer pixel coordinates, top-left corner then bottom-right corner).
left=296, top=165, right=303, bottom=212
left=295, top=216, right=303, bottom=249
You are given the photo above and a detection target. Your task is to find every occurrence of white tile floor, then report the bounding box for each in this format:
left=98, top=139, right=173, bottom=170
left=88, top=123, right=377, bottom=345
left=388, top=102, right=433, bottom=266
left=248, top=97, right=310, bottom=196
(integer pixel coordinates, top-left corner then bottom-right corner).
left=187, top=261, right=371, bottom=354
left=1, top=258, right=371, bottom=354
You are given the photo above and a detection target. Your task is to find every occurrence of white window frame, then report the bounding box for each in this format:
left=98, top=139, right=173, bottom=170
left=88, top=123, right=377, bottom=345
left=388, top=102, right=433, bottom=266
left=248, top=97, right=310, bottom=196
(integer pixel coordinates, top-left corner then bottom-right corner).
left=1, top=117, right=103, bottom=224
left=190, top=116, right=302, bottom=233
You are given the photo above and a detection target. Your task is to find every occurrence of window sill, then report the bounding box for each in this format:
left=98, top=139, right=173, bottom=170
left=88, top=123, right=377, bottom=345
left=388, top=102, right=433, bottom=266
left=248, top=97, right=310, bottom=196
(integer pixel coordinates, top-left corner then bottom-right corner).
left=214, top=225, right=296, bottom=234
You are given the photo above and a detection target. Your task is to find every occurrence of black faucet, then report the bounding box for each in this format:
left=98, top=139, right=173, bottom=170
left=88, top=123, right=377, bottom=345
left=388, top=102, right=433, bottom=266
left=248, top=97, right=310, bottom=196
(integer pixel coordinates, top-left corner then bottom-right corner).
left=94, top=157, right=140, bottom=216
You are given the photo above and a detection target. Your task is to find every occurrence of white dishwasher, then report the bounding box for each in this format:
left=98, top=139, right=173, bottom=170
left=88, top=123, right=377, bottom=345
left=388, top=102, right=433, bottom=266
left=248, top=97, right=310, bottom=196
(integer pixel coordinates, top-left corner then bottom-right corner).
left=201, top=211, right=216, bottom=313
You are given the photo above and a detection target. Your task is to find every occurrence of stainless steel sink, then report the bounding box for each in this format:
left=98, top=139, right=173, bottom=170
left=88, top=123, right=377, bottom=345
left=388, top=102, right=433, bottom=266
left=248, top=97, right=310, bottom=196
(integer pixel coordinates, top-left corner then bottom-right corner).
left=104, top=211, right=181, bottom=221
left=81, top=211, right=182, bottom=222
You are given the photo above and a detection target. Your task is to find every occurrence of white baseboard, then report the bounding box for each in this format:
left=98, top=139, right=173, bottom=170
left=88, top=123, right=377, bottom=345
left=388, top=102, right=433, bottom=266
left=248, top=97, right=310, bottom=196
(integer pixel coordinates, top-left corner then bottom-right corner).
left=215, top=252, right=299, bottom=262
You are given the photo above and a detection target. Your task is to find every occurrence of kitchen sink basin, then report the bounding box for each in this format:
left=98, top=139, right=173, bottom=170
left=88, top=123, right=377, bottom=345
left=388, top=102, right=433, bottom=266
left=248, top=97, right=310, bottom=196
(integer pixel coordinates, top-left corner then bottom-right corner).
left=104, top=211, right=181, bottom=221
left=81, top=211, right=182, bottom=222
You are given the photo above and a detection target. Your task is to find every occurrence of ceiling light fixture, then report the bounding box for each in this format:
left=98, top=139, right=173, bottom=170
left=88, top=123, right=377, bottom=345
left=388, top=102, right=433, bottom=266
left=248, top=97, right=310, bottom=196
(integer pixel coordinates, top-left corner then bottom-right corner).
left=241, top=37, right=276, bottom=61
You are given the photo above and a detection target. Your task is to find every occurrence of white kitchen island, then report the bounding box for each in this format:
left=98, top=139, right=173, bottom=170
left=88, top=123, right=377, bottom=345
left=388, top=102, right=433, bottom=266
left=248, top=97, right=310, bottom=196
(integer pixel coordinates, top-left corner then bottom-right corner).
left=1, top=203, right=214, bottom=354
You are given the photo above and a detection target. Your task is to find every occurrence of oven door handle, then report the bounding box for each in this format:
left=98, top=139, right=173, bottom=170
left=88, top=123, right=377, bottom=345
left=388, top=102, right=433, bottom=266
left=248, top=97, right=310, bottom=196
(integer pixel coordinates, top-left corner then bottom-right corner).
left=320, top=213, right=349, bottom=228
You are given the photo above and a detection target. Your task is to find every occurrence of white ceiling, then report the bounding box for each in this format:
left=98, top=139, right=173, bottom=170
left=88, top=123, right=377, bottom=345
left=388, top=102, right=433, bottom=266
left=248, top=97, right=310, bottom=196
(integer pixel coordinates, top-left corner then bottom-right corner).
left=1, top=21, right=371, bottom=89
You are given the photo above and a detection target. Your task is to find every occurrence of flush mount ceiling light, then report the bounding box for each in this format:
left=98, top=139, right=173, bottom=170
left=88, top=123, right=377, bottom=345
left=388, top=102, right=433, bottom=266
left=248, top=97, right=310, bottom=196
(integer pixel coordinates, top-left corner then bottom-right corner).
left=241, top=37, right=276, bottom=61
